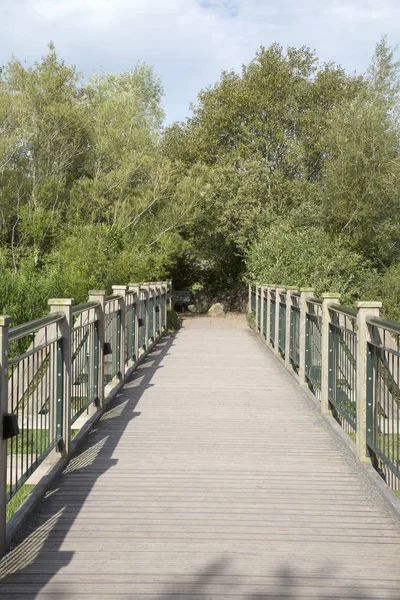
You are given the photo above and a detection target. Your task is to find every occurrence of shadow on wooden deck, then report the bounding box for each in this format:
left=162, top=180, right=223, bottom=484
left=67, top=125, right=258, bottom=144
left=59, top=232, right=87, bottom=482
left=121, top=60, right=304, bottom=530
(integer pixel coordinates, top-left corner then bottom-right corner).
left=0, top=323, right=399, bottom=599
left=0, top=336, right=176, bottom=598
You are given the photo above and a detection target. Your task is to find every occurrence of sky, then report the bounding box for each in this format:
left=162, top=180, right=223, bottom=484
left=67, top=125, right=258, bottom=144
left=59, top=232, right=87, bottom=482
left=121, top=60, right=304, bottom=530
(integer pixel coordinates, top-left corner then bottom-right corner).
left=0, top=0, right=399, bottom=125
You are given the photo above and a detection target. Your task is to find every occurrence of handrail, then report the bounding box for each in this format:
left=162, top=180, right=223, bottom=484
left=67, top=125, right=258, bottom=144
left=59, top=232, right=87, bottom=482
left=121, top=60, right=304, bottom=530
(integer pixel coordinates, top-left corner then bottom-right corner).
left=366, top=315, right=400, bottom=336
left=249, top=280, right=400, bottom=496
left=105, top=294, right=121, bottom=303
left=307, top=297, right=322, bottom=306
left=328, top=303, right=357, bottom=318
left=1, top=278, right=169, bottom=553
left=9, top=312, right=65, bottom=342
left=72, top=301, right=99, bottom=316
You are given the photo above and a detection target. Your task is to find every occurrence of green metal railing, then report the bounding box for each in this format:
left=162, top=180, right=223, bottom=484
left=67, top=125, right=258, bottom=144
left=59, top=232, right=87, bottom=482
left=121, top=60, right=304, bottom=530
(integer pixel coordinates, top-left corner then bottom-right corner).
left=257, top=288, right=261, bottom=331
left=161, top=293, right=166, bottom=330
left=278, top=298, right=286, bottom=357
left=125, top=299, right=137, bottom=364
left=290, top=304, right=300, bottom=367
left=149, top=296, right=154, bottom=341
left=71, top=303, right=99, bottom=424
left=1, top=281, right=169, bottom=538
left=262, top=293, right=267, bottom=339
left=305, top=300, right=322, bottom=394
left=270, top=293, right=276, bottom=347
left=155, top=293, right=160, bottom=334
left=104, top=297, right=121, bottom=384
left=328, top=306, right=357, bottom=431
left=7, top=313, right=65, bottom=501
left=251, top=289, right=256, bottom=311
left=138, top=296, right=146, bottom=349
left=250, top=281, right=400, bottom=493
left=366, top=317, right=400, bottom=487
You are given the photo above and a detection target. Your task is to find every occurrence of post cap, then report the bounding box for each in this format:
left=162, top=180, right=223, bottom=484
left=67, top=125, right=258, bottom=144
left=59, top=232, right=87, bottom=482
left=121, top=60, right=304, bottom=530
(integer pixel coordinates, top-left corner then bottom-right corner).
left=356, top=301, right=382, bottom=309
left=112, top=285, right=127, bottom=292
left=88, top=290, right=107, bottom=296
left=321, top=293, right=341, bottom=299
left=48, top=298, right=74, bottom=306
left=0, top=316, right=12, bottom=327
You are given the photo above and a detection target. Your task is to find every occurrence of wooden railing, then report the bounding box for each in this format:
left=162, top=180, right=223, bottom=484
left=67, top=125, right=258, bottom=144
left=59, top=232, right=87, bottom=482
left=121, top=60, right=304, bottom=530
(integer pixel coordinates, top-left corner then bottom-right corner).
left=0, top=280, right=172, bottom=554
left=249, top=283, right=400, bottom=496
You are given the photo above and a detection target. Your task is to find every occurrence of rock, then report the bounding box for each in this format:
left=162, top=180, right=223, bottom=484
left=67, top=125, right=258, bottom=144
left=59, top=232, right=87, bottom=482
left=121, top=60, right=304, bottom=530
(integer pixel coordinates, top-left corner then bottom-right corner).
left=193, top=289, right=212, bottom=313
left=187, top=304, right=197, bottom=313
left=208, top=303, right=226, bottom=318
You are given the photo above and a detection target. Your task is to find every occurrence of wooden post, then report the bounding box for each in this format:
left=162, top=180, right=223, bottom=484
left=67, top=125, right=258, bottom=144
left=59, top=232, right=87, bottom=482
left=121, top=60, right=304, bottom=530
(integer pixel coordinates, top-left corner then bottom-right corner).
left=299, top=288, right=315, bottom=385
left=356, top=301, right=382, bottom=462
left=0, top=316, right=11, bottom=556
left=112, top=286, right=127, bottom=378
left=248, top=283, right=252, bottom=313
left=321, top=293, right=341, bottom=414
left=88, top=291, right=106, bottom=410
left=285, top=287, right=298, bottom=368
left=48, top=299, right=73, bottom=457
left=274, top=287, right=286, bottom=354
left=167, top=280, right=173, bottom=310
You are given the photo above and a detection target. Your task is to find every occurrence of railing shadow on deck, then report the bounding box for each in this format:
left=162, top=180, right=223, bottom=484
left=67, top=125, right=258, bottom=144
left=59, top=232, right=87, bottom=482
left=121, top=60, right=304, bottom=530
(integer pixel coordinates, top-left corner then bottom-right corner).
left=0, top=334, right=177, bottom=598
left=0, top=327, right=399, bottom=599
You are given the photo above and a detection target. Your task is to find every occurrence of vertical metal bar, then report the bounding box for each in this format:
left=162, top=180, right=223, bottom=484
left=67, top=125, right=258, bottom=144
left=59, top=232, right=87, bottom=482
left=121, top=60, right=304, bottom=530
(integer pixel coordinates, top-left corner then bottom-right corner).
left=93, top=320, right=99, bottom=403
left=48, top=299, right=73, bottom=457
left=56, top=339, right=63, bottom=446
left=88, top=291, right=105, bottom=410
left=0, top=316, right=11, bottom=550
left=366, top=342, right=374, bottom=451
left=116, top=310, right=121, bottom=378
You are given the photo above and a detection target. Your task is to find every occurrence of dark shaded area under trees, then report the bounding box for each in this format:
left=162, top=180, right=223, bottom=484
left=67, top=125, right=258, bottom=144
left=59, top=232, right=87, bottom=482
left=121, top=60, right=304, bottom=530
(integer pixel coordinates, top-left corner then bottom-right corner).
left=1, top=38, right=400, bottom=323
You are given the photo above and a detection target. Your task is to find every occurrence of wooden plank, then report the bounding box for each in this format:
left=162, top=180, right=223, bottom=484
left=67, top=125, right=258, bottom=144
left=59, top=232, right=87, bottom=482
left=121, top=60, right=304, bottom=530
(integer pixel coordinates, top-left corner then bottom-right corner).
left=1, top=316, right=400, bottom=599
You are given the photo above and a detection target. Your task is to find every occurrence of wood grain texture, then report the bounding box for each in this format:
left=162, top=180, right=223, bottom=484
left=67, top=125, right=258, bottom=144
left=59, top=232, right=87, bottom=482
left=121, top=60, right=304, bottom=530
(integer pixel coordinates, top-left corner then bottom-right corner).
left=1, top=316, right=400, bottom=599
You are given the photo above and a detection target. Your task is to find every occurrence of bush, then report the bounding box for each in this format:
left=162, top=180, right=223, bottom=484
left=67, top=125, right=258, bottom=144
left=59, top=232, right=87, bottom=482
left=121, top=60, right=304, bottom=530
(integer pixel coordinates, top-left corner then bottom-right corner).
left=364, top=264, right=400, bottom=321
left=167, top=308, right=181, bottom=331
left=245, top=221, right=374, bottom=306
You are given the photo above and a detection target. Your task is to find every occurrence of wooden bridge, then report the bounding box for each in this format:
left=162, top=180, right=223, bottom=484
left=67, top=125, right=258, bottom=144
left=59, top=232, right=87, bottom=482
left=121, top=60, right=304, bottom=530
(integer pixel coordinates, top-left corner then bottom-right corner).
left=1, top=307, right=400, bottom=599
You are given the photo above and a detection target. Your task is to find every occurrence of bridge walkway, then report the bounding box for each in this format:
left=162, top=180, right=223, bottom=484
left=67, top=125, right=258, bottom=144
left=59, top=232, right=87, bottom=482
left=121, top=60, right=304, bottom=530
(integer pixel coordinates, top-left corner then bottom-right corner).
left=1, top=315, right=400, bottom=599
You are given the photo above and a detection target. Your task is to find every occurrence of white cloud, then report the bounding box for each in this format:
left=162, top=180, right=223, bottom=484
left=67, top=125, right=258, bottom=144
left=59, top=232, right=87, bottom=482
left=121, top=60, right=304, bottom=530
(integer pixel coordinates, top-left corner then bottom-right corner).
left=0, top=0, right=399, bottom=124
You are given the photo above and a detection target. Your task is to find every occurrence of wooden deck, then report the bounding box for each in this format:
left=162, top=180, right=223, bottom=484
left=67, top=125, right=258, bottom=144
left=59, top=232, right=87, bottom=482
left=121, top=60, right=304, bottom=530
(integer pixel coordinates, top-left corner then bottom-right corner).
left=1, top=315, right=400, bottom=599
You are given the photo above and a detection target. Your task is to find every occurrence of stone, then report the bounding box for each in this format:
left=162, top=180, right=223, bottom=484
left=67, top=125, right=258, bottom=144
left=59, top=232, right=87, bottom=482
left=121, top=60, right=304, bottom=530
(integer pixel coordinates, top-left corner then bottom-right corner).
left=193, top=289, right=213, bottom=313
left=208, top=303, right=226, bottom=318
left=187, top=304, right=197, bottom=313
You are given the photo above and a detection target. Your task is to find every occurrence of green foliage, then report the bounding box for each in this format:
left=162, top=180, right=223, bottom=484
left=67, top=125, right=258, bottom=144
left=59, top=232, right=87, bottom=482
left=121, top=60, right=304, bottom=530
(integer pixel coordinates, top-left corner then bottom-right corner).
left=0, top=46, right=202, bottom=324
left=365, top=264, right=400, bottom=321
left=246, top=220, right=373, bottom=304
left=167, top=308, right=181, bottom=331
left=164, top=37, right=400, bottom=315
left=1, top=38, right=400, bottom=324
